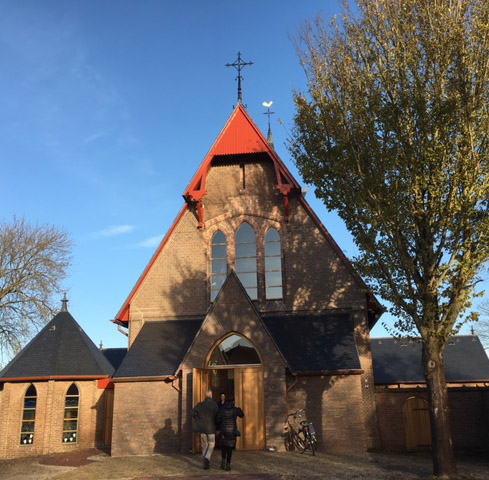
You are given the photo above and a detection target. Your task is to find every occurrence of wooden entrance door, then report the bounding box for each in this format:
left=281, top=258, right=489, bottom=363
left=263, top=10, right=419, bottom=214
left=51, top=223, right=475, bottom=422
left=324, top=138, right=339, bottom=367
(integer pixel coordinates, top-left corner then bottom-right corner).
left=193, top=366, right=265, bottom=451
left=234, top=367, right=265, bottom=450
left=192, top=368, right=209, bottom=453
left=403, top=396, right=432, bottom=451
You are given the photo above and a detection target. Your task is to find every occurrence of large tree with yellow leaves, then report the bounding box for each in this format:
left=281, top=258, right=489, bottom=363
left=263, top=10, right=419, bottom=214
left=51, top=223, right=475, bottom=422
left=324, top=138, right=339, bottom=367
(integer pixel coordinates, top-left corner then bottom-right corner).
left=291, top=1, right=489, bottom=477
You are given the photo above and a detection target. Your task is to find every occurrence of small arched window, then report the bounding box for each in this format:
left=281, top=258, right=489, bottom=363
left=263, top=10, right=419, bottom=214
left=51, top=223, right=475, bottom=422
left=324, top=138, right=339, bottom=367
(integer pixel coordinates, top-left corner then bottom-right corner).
left=265, top=228, right=283, bottom=299
left=63, top=384, right=79, bottom=443
left=20, top=384, right=36, bottom=445
left=208, top=334, right=261, bottom=366
left=235, top=223, right=257, bottom=300
left=211, top=230, right=227, bottom=301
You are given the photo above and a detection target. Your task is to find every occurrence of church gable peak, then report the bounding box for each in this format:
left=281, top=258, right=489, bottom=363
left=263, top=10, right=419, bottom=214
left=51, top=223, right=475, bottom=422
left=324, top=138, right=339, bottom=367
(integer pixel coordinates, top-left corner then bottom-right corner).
left=183, top=105, right=300, bottom=228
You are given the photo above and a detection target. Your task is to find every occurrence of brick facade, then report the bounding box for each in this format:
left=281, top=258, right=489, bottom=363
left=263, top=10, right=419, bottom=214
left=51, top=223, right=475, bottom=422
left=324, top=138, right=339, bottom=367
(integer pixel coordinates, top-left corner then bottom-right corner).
left=2, top=105, right=487, bottom=461
left=375, top=386, right=489, bottom=452
left=0, top=380, right=107, bottom=459
left=111, top=380, right=181, bottom=456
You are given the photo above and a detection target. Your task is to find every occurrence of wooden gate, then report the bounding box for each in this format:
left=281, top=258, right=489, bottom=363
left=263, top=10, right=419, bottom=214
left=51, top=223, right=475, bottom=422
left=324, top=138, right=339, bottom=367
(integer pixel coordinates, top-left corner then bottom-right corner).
left=403, top=396, right=432, bottom=451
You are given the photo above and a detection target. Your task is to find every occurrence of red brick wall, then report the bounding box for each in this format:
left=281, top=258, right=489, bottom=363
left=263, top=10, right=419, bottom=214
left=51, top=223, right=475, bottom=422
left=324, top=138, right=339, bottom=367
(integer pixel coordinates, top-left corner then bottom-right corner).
left=128, top=158, right=369, bottom=336
left=286, top=374, right=367, bottom=454
left=0, top=380, right=106, bottom=459
left=121, top=155, right=377, bottom=455
left=375, top=387, right=489, bottom=452
left=111, top=380, right=181, bottom=457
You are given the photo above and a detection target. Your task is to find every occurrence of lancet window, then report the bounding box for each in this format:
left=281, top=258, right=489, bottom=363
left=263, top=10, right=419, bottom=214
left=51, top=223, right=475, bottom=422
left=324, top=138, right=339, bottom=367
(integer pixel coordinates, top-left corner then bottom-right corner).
left=62, top=384, right=79, bottom=443
left=211, top=230, right=227, bottom=301
left=265, top=228, right=283, bottom=299
left=20, top=384, right=36, bottom=445
left=235, top=222, right=257, bottom=300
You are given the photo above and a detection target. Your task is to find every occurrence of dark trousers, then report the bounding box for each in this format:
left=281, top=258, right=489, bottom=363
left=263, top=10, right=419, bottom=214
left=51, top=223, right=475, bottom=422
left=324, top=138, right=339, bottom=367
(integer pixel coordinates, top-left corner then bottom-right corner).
left=221, top=446, right=233, bottom=463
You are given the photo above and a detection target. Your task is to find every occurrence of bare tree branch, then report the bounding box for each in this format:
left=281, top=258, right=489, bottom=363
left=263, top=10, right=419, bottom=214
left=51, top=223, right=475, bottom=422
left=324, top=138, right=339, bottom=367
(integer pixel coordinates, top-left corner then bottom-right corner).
left=0, top=216, right=72, bottom=361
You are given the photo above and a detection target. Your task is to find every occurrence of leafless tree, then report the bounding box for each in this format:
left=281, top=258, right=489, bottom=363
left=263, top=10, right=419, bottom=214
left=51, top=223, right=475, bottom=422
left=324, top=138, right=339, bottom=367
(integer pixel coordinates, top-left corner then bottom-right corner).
left=476, top=300, right=489, bottom=349
left=0, top=217, right=72, bottom=360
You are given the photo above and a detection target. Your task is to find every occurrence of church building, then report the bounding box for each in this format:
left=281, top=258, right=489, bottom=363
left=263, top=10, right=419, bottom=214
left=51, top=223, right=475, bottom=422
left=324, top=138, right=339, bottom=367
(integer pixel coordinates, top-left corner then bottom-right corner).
left=1, top=91, right=488, bottom=459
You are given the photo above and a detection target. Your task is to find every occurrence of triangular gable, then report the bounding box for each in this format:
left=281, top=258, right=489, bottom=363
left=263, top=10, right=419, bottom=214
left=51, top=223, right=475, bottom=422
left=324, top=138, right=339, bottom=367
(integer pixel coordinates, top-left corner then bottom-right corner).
left=183, top=104, right=300, bottom=227
left=0, top=311, right=114, bottom=381
left=179, top=270, right=290, bottom=372
left=114, top=106, right=384, bottom=325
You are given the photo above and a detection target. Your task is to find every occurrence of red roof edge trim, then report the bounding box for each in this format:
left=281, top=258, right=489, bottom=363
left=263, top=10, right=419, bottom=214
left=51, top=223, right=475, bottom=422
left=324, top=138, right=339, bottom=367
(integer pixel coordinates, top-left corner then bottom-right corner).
left=115, top=204, right=188, bottom=323
left=183, top=107, right=243, bottom=200
left=1, top=375, right=111, bottom=383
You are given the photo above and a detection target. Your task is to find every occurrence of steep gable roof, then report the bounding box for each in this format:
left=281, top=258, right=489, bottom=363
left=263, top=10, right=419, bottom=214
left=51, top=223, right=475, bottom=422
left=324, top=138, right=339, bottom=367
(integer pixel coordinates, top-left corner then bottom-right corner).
left=0, top=311, right=114, bottom=381
left=114, top=105, right=383, bottom=326
left=183, top=104, right=300, bottom=205
left=371, top=336, right=489, bottom=384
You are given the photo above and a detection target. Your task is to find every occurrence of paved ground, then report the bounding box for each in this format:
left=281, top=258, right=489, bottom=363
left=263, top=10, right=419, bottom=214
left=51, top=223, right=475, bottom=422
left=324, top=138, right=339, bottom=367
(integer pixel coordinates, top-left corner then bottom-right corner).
left=0, top=448, right=488, bottom=480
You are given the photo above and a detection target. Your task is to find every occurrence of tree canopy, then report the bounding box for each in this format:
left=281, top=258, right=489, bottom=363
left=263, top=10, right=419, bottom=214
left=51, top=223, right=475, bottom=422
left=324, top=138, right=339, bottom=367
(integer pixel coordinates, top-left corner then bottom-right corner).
left=0, top=217, right=72, bottom=360
left=291, top=1, right=489, bottom=476
left=292, top=0, right=489, bottom=341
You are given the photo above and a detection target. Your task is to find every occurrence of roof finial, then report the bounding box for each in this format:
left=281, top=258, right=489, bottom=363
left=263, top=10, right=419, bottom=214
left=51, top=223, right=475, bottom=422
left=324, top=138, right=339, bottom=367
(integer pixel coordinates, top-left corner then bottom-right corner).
left=61, top=293, right=68, bottom=312
left=225, top=52, right=253, bottom=106
left=263, top=101, right=275, bottom=149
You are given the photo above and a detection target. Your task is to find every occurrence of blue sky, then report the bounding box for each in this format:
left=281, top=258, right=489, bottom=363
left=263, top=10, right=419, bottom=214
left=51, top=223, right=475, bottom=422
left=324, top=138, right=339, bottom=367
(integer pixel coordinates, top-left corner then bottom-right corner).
left=0, top=0, right=483, bottom=351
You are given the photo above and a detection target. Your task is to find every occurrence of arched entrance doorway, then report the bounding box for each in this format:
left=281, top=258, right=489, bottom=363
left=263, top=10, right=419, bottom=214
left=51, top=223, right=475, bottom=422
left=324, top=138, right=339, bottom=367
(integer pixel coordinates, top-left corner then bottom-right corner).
left=193, top=334, right=265, bottom=450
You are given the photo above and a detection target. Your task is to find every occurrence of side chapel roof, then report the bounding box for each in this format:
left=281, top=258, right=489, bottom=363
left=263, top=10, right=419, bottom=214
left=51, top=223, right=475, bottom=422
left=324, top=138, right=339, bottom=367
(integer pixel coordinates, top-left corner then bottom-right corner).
left=371, top=335, right=489, bottom=384
left=0, top=309, right=114, bottom=381
left=114, top=105, right=383, bottom=328
left=113, top=319, right=203, bottom=379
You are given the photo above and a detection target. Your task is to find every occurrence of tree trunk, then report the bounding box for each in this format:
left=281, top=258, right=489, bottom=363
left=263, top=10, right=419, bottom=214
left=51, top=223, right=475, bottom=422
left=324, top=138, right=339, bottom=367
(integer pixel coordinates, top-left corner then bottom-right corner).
left=422, top=339, right=457, bottom=479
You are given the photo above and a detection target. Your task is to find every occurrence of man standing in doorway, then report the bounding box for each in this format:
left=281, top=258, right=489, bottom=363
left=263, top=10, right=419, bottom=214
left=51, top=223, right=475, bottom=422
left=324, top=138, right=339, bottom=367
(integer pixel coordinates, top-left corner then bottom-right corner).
left=192, top=389, right=219, bottom=469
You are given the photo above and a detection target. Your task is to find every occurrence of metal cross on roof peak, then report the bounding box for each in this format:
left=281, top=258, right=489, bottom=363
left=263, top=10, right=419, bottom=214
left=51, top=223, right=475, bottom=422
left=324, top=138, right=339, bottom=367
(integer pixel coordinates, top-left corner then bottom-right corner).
left=225, top=52, right=253, bottom=105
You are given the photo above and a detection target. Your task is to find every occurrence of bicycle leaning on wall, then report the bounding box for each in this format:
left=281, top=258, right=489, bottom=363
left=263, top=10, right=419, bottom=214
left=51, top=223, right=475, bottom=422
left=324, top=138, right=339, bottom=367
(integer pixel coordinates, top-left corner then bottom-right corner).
left=284, top=408, right=318, bottom=455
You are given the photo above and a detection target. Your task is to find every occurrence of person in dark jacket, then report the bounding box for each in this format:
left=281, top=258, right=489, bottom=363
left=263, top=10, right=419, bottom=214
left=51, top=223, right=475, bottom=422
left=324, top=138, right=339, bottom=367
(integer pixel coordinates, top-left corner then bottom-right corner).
left=192, top=390, right=219, bottom=469
left=216, top=396, right=244, bottom=471
left=217, top=391, right=226, bottom=410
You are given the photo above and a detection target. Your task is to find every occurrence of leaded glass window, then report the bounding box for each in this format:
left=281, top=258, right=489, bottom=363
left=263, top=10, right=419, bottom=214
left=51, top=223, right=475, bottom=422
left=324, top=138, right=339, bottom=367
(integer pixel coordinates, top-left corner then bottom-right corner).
left=235, top=223, right=257, bottom=300
left=62, top=384, right=79, bottom=443
left=20, top=384, right=36, bottom=445
left=211, top=230, right=227, bottom=301
left=208, top=334, right=261, bottom=366
left=265, top=228, right=283, bottom=299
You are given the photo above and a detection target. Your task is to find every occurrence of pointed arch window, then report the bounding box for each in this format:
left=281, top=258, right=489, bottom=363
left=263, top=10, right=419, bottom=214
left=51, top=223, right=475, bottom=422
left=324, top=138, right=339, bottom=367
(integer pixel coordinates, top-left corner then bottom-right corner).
left=235, top=223, right=257, bottom=300
left=211, top=230, right=227, bottom=302
left=62, top=384, right=79, bottom=443
left=20, top=384, right=36, bottom=445
left=265, top=228, right=283, bottom=299
left=208, top=334, right=261, bottom=366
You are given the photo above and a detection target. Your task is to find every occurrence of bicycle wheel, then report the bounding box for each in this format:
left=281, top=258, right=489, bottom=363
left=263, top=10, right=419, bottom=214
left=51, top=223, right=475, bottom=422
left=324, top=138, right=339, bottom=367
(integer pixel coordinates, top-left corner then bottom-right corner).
left=292, top=431, right=306, bottom=452
left=308, top=434, right=317, bottom=455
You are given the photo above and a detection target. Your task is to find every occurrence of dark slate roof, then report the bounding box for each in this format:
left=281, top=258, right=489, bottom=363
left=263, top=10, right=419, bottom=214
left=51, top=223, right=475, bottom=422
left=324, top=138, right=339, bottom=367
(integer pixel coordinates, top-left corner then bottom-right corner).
left=0, top=311, right=115, bottom=380
left=113, top=319, right=203, bottom=378
left=102, top=348, right=127, bottom=371
left=371, top=335, right=489, bottom=384
left=262, top=313, right=361, bottom=373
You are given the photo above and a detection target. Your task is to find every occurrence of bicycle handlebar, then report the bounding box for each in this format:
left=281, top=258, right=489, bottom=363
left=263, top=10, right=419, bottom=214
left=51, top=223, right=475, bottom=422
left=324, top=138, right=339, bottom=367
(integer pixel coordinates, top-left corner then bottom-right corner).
left=286, top=408, right=306, bottom=418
